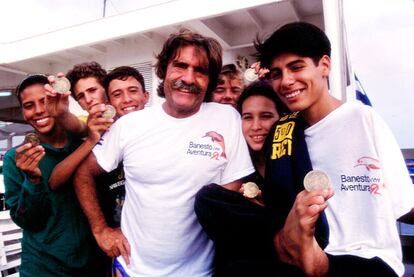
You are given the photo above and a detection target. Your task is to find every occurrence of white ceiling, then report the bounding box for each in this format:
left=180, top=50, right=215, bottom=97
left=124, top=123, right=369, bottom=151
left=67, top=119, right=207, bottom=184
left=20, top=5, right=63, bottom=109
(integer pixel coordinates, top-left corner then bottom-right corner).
left=0, top=0, right=323, bottom=124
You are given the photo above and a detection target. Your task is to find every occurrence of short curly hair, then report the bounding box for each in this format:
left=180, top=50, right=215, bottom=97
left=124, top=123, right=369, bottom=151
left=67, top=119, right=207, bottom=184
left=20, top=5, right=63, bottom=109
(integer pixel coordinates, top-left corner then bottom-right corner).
left=66, top=61, right=107, bottom=97
left=104, top=66, right=146, bottom=99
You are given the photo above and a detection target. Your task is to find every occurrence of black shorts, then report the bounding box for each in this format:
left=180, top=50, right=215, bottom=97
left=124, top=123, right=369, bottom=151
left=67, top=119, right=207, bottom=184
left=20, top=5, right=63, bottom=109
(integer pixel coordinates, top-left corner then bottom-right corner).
left=327, top=254, right=398, bottom=277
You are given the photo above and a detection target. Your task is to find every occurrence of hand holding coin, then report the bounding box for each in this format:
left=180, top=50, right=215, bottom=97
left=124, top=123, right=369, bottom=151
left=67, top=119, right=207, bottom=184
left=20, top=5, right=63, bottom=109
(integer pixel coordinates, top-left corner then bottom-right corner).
left=23, top=133, right=40, bottom=147
left=242, top=182, right=260, bottom=198
left=102, top=104, right=116, bottom=119
left=244, top=68, right=259, bottom=83
left=17, top=134, right=45, bottom=182
left=52, top=76, right=71, bottom=94
left=303, top=170, right=331, bottom=192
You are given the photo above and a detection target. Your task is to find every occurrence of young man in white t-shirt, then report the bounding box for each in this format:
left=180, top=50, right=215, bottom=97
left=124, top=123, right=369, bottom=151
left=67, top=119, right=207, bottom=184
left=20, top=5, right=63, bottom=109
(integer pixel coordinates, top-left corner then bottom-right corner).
left=255, top=22, right=414, bottom=276
left=74, top=30, right=254, bottom=276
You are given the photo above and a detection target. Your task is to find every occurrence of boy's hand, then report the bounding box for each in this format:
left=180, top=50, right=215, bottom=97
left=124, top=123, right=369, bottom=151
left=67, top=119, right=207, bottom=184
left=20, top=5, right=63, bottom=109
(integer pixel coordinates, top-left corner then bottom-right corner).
left=86, top=104, right=114, bottom=143
left=93, top=227, right=131, bottom=265
left=238, top=182, right=264, bottom=206
left=251, top=62, right=270, bottom=78
left=15, top=143, right=45, bottom=184
left=44, top=73, right=71, bottom=118
left=275, top=188, right=334, bottom=275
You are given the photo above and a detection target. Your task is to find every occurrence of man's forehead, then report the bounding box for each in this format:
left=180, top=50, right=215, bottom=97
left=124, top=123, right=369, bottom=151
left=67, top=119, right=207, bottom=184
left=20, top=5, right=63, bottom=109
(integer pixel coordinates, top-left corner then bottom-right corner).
left=172, top=46, right=209, bottom=66
left=22, top=83, right=46, bottom=93
left=21, top=83, right=46, bottom=100
left=75, top=76, right=100, bottom=87
left=74, top=77, right=102, bottom=92
left=271, top=53, right=307, bottom=67
left=109, top=77, right=143, bottom=91
left=218, top=75, right=243, bottom=84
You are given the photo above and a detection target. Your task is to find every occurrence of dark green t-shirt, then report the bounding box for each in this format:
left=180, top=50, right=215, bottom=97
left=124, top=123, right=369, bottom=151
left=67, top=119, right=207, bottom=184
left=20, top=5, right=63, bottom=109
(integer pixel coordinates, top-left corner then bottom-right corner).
left=4, top=138, right=99, bottom=276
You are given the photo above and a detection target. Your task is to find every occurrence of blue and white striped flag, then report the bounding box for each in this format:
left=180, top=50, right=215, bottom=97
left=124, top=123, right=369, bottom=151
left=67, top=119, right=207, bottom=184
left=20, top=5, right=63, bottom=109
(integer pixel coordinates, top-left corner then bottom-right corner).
left=355, top=74, right=372, bottom=106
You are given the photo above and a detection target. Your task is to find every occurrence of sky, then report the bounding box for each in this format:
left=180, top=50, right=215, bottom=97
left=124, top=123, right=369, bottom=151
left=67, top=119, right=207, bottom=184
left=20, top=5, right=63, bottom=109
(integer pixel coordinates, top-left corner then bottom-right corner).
left=0, top=0, right=413, bottom=148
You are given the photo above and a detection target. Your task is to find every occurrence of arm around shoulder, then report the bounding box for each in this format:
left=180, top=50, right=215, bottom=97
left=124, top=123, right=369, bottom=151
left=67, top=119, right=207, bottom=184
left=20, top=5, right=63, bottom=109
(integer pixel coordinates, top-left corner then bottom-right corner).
left=49, top=137, right=98, bottom=190
left=56, top=111, right=88, bottom=136
left=74, top=152, right=106, bottom=233
left=74, top=153, right=131, bottom=262
left=50, top=108, right=111, bottom=190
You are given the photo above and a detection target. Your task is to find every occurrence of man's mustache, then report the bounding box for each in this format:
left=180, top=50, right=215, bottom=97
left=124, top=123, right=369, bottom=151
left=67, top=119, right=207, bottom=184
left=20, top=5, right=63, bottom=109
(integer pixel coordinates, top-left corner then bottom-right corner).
left=171, top=80, right=202, bottom=94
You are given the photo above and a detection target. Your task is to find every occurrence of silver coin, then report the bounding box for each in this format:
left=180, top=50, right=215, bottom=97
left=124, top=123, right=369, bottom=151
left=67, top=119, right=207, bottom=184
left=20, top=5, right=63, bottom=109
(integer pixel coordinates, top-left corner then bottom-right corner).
left=52, top=76, right=71, bottom=94
left=244, top=68, right=258, bottom=82
left=242, top=182, right=260, bottom=198
left=303, top=170, right=331, bottom=192
left=24, top=133, right=40, bottom=147
left=102, top=104, right=116, bottom=119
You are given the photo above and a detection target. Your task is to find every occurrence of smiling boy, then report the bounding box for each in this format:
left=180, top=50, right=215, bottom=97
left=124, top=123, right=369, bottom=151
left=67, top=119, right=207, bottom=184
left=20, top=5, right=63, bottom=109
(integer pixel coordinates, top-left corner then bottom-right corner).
left=256, top=22, right=414, bottom=276
left=3, top=75, right=100, bottom=276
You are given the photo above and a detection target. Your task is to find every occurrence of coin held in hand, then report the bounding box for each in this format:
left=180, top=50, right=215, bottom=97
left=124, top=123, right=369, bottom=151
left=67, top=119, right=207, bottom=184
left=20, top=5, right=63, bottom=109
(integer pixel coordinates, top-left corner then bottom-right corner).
left=243, top=68, right=258, bottom=82
left=242, top=182, right=260, bottom=198
left=52, top=76, right=71, bottom=94
left=24, top=133, right=40, bottom=147
left=303, top=170, right=331, bottom=192
left=102, top=104, right=116, bottom=119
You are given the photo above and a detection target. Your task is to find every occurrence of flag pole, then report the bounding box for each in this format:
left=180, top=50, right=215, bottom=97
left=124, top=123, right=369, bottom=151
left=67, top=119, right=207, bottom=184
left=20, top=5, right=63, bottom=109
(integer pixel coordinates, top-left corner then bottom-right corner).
left=323, top=0, right=347, bottom=101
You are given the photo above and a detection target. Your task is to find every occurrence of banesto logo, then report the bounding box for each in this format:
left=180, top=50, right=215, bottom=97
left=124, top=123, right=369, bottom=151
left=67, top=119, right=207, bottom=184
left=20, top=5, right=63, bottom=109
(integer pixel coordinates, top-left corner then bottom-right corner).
left=203, top=131, right=227, bottom=160
left=186, top=131, right=227, bottom=160
left=354, top=156, right=381, bottom=171
left=340, top=156, right=383, bottom=195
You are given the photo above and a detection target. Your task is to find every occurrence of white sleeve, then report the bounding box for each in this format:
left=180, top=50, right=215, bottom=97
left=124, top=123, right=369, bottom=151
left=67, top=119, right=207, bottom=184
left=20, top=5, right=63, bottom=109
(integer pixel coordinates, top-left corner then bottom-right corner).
left=220, top=110, right=255, bottom=185
left=371, top=108, right=414, bottom=218
left=92, top=120, right=124, bottom=173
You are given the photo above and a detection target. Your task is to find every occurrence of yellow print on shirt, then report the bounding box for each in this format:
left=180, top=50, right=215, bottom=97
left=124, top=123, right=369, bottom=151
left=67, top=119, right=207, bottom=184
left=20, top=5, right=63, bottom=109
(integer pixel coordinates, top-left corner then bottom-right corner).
left=271, top=121, right=295, bottom=159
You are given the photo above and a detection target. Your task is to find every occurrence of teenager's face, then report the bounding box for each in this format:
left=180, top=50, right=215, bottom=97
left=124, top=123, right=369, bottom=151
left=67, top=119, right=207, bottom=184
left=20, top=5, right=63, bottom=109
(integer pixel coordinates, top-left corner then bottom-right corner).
left=241, top=95, right=279, bottom=151
left=20, top=84, right=56, bottom=135
left=212, top=76, right=244, bottom=108
left=108, top=76, right=149, bottom=117
left=163, top=45, right=209, bottom=118
left=268, top=53, right=330, bottom=113
left=73, top=77, right=106, bottom=112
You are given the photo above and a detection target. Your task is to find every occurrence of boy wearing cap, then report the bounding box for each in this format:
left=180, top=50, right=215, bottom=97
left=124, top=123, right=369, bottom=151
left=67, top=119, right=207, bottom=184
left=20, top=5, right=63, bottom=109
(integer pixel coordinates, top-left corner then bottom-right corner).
left=3, top=74, right=102, bottom=276
left=211, top=63, right=244, bottom=108
left=256, top=22, right=414, bottom=276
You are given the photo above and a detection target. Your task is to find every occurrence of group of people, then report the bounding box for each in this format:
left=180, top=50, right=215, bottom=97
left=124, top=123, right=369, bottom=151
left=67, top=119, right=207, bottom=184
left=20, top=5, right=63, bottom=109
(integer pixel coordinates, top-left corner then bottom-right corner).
left=3, top=22, right=414, bottom=277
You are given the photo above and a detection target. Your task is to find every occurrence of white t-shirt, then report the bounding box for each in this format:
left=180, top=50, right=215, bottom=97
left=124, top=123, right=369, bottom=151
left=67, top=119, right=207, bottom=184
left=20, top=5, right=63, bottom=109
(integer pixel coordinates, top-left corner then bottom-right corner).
left=305, top=102, right=414, bottom=276
left=93, top=102, right=254, bottom=276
